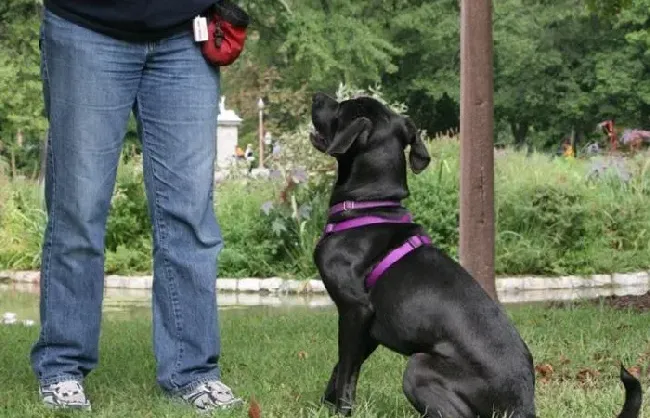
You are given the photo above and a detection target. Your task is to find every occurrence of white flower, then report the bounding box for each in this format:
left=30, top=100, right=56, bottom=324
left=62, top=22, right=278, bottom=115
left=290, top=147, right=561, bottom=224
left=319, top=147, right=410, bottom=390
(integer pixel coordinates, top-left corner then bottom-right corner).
left=2, top=312, right=17, bottom=324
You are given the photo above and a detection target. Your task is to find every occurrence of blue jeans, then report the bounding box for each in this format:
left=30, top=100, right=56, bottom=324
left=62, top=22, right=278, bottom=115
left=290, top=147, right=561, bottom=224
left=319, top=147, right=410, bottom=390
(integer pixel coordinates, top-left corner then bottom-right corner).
left=30, top=8, right=224, bottom=394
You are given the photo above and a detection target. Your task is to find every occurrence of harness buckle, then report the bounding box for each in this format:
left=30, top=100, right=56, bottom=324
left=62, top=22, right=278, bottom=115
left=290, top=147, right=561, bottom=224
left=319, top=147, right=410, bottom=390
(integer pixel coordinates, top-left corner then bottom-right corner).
left=407, top=236, right=422, bottom=249
left=342, top=201, right=354, bottom=211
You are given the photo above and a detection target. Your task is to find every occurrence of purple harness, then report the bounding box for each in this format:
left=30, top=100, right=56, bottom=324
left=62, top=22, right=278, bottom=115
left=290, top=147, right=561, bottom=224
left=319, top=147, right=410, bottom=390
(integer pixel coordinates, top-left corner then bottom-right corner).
left=322, top=200, right=432, bottom=288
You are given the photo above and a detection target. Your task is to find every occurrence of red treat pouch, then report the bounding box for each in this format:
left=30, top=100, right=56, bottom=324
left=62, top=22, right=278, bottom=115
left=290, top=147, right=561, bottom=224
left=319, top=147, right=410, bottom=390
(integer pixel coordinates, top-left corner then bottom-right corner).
left=199, top=0, right=250, bottom=66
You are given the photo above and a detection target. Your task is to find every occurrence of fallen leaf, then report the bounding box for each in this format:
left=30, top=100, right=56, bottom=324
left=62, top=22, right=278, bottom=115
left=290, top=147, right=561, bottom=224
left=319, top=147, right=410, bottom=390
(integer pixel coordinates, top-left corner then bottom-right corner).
left=636, top=349, right=650, bottom=363
left=248, top=397, right=261, bottom=418
left=576, top=368, right=600, bottom=383
left=628, top=366, right=642, bottom=379
left=298, top=351, right=308, bottom=360
left=535, top=364, right=554, bottom=378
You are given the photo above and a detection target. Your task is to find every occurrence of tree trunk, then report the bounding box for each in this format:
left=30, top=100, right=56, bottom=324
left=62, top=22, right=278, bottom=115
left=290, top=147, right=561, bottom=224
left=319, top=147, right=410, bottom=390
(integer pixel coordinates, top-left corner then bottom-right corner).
left=10, top=149, right=16, bottom=180
left=460, top=0, right=496, bottom=300
left=574, top=127, right=584, bottom=157
left=510, top=121, right=529, bottom=149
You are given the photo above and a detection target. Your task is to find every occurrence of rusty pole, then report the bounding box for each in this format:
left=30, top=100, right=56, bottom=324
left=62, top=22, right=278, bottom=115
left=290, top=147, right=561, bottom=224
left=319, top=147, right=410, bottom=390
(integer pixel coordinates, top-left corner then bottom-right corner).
left=258, top=98, right=265, bottom=168
left=459, top=0, right=497, bottom=299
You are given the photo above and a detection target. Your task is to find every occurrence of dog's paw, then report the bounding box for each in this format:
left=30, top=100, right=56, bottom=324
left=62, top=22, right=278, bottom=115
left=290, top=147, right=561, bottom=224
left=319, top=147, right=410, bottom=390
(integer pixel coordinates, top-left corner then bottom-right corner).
left=320, top=396, right=336, bottom=413
left=320, top=396, right=353, bottom=417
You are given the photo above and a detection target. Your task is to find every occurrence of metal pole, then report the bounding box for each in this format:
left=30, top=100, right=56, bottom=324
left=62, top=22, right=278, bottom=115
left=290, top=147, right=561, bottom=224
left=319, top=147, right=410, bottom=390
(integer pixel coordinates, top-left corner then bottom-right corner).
left=459, top=0, right=496, bottom=299
left=258, top=98, right=265, bottom=169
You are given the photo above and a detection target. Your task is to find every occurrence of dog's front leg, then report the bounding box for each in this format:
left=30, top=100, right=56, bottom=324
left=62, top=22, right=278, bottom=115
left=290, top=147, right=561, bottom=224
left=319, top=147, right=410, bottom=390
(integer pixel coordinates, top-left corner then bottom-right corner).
left=326, top=304, right=376, bottom=416
left=321, top=337, right=378, bottom=410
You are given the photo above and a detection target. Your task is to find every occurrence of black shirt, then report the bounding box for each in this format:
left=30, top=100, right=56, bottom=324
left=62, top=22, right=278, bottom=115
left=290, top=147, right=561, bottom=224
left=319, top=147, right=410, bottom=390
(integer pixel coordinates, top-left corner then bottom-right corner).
left=44, top=0, right=216, bottom=42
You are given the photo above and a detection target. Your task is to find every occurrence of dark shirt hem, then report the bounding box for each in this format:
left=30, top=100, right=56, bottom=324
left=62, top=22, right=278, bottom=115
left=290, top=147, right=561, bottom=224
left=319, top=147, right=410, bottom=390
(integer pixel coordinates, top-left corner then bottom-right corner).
left=43, top=0, right=212, bottom=42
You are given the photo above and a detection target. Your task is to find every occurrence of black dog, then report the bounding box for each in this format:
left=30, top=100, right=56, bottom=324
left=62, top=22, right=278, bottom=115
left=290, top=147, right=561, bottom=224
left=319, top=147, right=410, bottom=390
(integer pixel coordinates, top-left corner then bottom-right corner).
left=309, top=92, right=642, bottom=418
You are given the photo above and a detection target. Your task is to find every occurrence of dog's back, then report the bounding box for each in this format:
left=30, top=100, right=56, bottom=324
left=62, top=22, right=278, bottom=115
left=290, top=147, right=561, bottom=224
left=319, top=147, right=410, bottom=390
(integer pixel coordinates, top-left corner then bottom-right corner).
left=366, top=239, right=537, bottom=417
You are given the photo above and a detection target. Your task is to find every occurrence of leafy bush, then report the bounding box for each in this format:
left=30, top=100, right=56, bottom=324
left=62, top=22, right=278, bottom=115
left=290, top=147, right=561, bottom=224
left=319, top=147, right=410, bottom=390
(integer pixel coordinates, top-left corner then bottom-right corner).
left=105, top=155, right=151, bottom=253
left=258, top=170, right=332, bottom=279
left=405, top=138, right=460, bottom=258
left=0, top=177, right=45, bottom=270
left=3, top=135, right=650, bottom=279
left=216, top=179, right=286, bottom=277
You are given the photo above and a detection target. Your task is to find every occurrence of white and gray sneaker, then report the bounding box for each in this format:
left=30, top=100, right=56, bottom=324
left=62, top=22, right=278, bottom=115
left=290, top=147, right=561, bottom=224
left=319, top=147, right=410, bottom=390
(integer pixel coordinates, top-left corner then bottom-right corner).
left=39, top=380, right=91, bottom=411
left=180, top=381, right=243, bottom=413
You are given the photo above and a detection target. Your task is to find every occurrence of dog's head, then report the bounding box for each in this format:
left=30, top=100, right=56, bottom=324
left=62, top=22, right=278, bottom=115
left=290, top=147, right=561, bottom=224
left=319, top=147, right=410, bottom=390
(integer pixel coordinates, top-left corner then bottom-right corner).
left=310, top=92, right=430, bottom=200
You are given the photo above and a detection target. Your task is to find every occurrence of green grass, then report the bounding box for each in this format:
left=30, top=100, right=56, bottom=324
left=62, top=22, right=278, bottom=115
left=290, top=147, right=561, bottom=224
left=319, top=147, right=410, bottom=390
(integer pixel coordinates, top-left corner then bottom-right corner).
left=1, top=293, right=649, bottom=417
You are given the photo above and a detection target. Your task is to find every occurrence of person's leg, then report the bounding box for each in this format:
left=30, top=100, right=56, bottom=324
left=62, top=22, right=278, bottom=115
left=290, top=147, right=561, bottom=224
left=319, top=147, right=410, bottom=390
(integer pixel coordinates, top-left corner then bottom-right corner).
left=132, top=30, right=239, bottom=409
left=30, top=8, right=144, bottom=408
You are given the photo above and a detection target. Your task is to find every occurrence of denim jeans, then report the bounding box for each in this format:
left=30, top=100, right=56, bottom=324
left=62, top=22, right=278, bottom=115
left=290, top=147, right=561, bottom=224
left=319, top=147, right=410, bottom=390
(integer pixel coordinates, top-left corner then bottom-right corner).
left=30, top=8, right=224, bottom=394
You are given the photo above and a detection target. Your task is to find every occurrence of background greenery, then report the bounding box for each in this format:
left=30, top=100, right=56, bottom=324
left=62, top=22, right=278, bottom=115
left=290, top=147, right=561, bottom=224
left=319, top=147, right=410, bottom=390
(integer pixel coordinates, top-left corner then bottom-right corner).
left=2, top=0, right=650, bottom=278
left=4, top=0, right=650, bottom=170
left=2, top=137, right=650, bottom=279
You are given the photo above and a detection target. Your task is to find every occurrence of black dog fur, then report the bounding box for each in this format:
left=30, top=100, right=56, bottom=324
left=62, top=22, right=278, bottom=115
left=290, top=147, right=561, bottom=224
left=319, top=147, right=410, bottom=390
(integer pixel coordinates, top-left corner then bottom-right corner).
left=309, top=92, right=643, bottom=418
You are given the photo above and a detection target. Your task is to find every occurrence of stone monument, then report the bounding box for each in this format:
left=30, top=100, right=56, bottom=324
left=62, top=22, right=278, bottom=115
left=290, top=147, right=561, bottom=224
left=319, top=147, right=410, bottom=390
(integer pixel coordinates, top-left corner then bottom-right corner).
left=216, top=96, right=243, bottom=170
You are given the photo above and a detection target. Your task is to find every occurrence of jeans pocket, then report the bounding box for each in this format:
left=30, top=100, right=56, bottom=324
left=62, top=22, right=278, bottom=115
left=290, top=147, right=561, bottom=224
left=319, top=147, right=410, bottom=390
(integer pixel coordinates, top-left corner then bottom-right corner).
left=39, top=15, right=45, bottom=51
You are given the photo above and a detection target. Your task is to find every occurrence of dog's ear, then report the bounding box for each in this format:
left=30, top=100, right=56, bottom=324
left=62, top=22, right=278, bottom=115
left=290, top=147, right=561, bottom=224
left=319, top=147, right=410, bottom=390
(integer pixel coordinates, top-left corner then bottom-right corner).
left=326, top=117, right=372, bottom=156
left=405, top=117, right=430, bottom=174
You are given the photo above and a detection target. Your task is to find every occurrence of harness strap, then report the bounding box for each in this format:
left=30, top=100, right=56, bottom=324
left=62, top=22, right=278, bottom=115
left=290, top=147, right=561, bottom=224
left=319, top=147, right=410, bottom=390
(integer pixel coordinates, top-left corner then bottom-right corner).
left=322, top=199, right=432, bottom=289
left=328, top=200, right=402, bottom=216
left=324, top=214, right=412, bottom=234
left=365, top=235, right=431, bottom=289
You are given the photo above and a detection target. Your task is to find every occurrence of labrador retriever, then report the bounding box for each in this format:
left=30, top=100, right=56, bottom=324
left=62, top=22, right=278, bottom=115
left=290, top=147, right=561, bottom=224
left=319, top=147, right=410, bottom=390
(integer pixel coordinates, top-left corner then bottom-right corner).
left=309, top=92, right=642, bottom=418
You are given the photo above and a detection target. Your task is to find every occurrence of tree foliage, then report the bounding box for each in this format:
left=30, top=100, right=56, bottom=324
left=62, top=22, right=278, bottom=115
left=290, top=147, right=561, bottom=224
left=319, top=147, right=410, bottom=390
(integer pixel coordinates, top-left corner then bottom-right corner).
left=225, top=0, right=650, bottom=152
left=0, top=0, right=45, bottom=176
left=4, top=0, right=650, bottom=175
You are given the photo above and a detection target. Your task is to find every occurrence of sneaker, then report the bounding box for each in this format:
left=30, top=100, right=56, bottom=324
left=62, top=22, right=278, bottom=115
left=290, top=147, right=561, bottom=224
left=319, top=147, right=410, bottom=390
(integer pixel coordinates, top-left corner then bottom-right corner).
left=180, top=380, right=243, bottom=412
left=39, top=380, right=91, bottom=411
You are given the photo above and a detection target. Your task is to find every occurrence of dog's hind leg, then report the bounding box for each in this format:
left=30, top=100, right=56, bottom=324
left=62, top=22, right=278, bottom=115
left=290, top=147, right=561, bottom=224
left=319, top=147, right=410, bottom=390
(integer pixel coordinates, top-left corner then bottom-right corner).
left=324, top=304, right=376, bottom=416
left=403, top=353, right=476, bottom=418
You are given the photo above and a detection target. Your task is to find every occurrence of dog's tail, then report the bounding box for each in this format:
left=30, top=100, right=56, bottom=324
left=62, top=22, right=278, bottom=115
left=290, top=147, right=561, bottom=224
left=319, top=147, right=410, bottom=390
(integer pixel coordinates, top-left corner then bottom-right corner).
left=616, top=365, right=642, bottom=418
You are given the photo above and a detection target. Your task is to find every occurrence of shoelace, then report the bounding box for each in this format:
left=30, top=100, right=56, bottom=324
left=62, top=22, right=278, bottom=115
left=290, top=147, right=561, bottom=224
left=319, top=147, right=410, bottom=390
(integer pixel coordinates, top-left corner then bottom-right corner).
left=205, top=382, right=231, bottom=395
left=52, top=381, right=85, bottom=401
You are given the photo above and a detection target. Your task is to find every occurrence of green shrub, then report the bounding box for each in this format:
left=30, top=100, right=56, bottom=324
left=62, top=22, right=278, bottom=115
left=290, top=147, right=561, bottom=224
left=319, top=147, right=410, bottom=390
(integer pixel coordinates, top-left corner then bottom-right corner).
left=105, top=155, right=151, bottom=253
left=257, top=170, right=332, bottom=279
left=405, top=138, right=460, bottom=259
left=2, top=139, right=650, bottom=279
left=216, top=179, right=285, bottom=277
left=0, top=177, right=45, bottom=270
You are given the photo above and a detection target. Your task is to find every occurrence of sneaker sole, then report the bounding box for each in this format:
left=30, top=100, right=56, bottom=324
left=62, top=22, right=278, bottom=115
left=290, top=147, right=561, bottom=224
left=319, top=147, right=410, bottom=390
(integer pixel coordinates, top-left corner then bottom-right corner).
left=42, top=401, right=92, bottom=411
left=175, top=396, right=245, bottom=413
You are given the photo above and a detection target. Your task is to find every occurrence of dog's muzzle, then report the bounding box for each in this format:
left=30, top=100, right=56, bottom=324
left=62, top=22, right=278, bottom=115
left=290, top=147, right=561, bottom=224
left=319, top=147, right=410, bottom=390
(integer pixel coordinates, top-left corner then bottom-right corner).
left=310, top=127, right=328, bottom=149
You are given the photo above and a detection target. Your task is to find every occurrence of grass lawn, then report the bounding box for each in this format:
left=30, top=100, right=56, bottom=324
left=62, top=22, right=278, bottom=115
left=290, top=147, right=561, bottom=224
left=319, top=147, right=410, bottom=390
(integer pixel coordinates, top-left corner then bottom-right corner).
left=1, top=293, right=649, bottom=417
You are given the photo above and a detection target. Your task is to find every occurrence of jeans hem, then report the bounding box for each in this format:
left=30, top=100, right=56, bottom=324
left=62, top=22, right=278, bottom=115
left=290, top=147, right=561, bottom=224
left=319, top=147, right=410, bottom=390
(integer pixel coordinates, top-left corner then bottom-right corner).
left=39, top=375, right=84, bottom=387
left=168, top=373, right=223, bottom=397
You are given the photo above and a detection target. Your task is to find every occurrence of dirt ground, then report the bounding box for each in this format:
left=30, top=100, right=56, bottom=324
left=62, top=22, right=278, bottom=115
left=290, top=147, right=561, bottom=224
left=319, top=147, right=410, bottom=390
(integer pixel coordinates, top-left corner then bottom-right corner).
left=595, top=291, right=650, bottom=312
left=546, top=291, right=650, bottom=312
